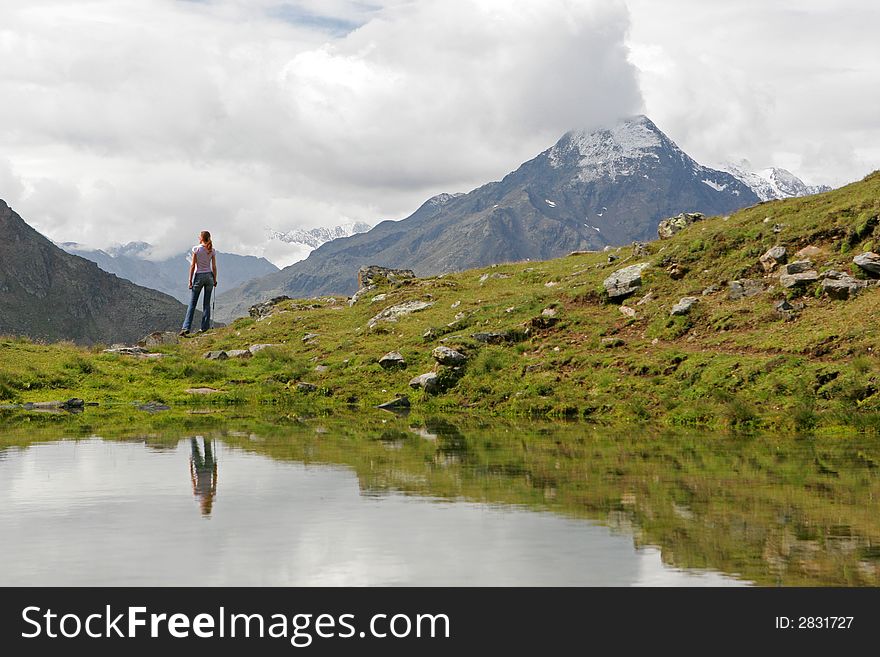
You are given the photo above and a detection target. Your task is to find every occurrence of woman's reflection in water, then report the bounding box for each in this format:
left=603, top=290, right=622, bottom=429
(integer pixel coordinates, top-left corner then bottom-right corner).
left=190, top=437, right=218, bottom=516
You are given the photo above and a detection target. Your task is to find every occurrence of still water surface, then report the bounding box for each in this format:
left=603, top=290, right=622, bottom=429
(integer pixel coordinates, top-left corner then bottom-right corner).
left=0, top=437, right=743, bottom=586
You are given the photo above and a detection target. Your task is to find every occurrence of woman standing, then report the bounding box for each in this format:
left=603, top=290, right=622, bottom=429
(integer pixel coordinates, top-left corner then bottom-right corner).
left=180, top=230, right=218, bottom=336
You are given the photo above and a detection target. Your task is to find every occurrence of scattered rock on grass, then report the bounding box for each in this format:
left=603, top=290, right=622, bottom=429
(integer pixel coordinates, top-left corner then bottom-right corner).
left=249, top=296, right=290, bottom=319
left=820, top=271, right=869, bottom=299
left=670, top=297, right=698, bottom=316
left=780, top=260, right=814, bottom=275
left=853, top=252, right=880, bottom=275
left=657, top=212, right=704, bottom=239
left=376, top=396, right=411, bottom=412
left=225, top=349, right=252, bottom=359
left=728, top=279, right=767, bottom=300
left=530, top=307, right=559, bottom=329
left=137, top=331, right=179, bottom=347
left=295, top=382, right=317, bottom=393
left=779, top=270, right=819, bottom=289
left=759, top=246, right=787, bottom=272
left=367, top=300, right=434, bottom=328
left=432, top=346, right=466, bottom=366
left=248, top=343, right=280, bottom=354
left=603, top=263, right=649, bottom=299
left=103, top=346, right=149, bottom=356
left=357, top=265, right=415, bottom=288
left=203, top=350, right=229, bottom=360
left=379, top=351, right=406, bottom=369
left=185, top=387, right=223, bottom=395
left=619, top=306, right=636, bottom=318
left=409, top=372, right=440, bottom=394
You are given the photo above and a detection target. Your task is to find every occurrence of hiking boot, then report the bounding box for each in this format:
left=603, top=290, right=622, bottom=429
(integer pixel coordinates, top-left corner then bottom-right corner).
left=179, top=330, right=189, bottom=337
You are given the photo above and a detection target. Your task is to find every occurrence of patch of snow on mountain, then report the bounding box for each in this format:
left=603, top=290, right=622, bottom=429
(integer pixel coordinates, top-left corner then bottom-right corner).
left=701, top=179, right=728, bottom=192
left=545, top=199, right=557, bottom=207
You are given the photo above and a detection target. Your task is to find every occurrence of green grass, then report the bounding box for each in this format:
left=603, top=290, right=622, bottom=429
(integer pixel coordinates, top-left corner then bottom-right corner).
left=2, top=172, right=880, bottom=430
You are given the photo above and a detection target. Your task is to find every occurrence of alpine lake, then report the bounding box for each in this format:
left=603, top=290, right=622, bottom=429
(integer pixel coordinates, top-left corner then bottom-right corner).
left=1, top=406, right=877, bottom=587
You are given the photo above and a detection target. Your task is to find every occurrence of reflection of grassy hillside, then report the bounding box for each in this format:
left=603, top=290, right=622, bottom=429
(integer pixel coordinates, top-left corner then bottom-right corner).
left=3, top=173, right=880, bottom=429
left=3, top=410, right=878, bottom=586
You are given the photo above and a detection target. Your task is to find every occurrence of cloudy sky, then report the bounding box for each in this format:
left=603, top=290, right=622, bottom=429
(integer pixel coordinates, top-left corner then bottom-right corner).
left=0, top=0, right=877, bottom=265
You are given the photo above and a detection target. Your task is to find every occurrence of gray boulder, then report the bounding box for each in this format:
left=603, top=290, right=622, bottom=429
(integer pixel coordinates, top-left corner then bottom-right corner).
left=295, top=382, right=318, bottom=393
left=357, top=265, right=416, bottom=288
left=379, top=351, right=406, bottom=369
left=103, top=346, right=149, bottom=356
left=248, top=343, right=280, bottom=354
left=302, top=333, right=319, bottom=342
left=409, top=372, right=440, bottom=394
left=728, top=279, right=767, bottom=300
left=657, top=212, right=704, bottom=239
left=137, top=331, right=179, bottom=347
left=853, top=252, right=880, bottom=275
left=780, top=260, right=814, bottom=275
left=376, top=396, right=411, bottom=412
left=225, top=349, right=252, bottom=359
left=432, top=346, right=467, bottom=366
left=779, top=270, right=819, bottom=288
left=670, top=297, right=698, bottom=316
left=820, top=271, right=869, bottom=299
left=203, top=350, right=228, bottom=360
left=367, top=300, right=434, bottom=328
left=603, top=263, right=650, bottom=299
left=249, top=296, right=291, bottom=319
left=759, top=246, right=787, bottom=272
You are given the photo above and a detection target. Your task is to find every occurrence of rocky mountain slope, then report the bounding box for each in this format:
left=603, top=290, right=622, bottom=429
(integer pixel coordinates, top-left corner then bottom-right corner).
left=215, top=115, right=761, bottom=320
left=721, top=161, right=831, bottom=201
left=59, top=241, right=278, bottom=304
left=0, top=200, right=192, bottom=344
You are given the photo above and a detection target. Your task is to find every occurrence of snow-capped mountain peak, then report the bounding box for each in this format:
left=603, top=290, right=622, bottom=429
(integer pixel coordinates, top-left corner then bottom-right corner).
left=548, top=114, right=690, bottom=183
left=268, top=221, right=372, bottom=250
left=720, top=161, right=831, bottom=201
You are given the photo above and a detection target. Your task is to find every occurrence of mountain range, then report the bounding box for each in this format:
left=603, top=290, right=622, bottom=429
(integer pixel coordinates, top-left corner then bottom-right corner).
left=58, top=241, right=278, bottom=305
left=215, top=115, right=829, bottom=321
left=267, top=221, right=372, bottom=250
left=720, top=161, right=831, bottom=201
left=0, top=200, right=191, bottom=345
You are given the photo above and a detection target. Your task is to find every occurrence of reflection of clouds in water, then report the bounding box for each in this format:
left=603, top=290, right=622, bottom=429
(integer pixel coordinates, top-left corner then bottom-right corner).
left=634, top=547, right=744, bottom=587
left=0, top=440, right=747, bottom=586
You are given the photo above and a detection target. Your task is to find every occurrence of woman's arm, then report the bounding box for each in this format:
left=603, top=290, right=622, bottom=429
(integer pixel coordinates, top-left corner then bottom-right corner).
left=189, top=253, right=196, bottom=289
left=211, top=253, right=218, bottom=287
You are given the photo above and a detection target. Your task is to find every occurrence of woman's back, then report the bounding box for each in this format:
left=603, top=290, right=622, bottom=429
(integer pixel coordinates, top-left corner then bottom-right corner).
left=192, top=244, right=214, bottom=273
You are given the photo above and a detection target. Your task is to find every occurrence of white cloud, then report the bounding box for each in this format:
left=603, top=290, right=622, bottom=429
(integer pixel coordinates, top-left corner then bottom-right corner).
left=0, top=0, right=640, bottom=262
left=626, top=0, right=880, bottom=186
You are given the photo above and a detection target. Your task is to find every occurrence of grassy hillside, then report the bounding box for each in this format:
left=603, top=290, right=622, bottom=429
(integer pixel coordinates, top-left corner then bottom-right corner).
left=3, top=172, right=880, bottom=432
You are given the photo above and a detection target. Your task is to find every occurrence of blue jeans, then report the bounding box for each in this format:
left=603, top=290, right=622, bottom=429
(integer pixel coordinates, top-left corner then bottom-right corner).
left=182, top=272, right=214, bottom=332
